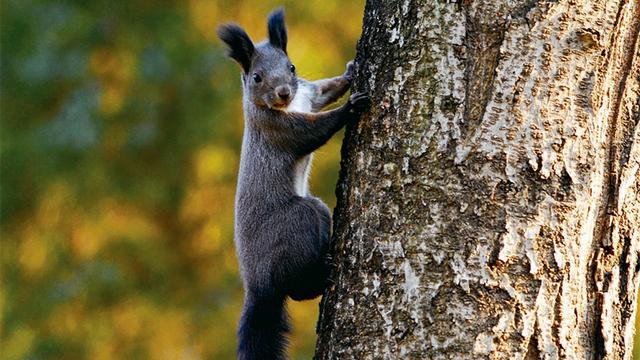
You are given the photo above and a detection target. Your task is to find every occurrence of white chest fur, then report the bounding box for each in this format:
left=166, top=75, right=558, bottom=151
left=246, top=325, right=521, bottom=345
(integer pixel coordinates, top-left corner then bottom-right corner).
left=287, top=83, right=315, bottom=196
left=293, top=154, right=312, bottom=196
left=287, top=82, right=314, bottom=113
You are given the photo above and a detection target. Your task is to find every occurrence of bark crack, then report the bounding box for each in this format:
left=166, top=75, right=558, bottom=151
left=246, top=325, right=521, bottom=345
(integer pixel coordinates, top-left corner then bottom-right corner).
left=601, top=0, right=640, bottom=238
left=524, top=320, right=540, bottom=360
left=460, top=0, right=541, bottom=142
left=589, top=2, right=640, bottom=358
left=553, top=280, right=564, bottom=357
left=461, top=20, right=505, bottom=138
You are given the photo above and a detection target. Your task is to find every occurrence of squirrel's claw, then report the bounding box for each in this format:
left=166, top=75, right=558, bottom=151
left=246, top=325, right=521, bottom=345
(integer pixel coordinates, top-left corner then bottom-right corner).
left=343, top=60, right=356, bottom=81
left=348, top=92, right=371, bottom=114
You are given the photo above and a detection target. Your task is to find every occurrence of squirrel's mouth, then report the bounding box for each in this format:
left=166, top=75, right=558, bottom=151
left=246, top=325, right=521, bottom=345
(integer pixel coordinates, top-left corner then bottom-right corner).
left=271, top=101, right=290, bottom=110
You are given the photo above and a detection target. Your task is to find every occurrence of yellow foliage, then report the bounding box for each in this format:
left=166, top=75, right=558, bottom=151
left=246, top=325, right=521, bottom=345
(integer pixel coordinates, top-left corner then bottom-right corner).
left=193, top=145, right=237, bottom=184
left=0, top=290, right=5, bottom=334
left=204, top=299, right=242, bottom=357
left=189, top=0, right=219, bottom=41
left=100, top=86, right=126, bottom=116
left=289, top=28, right=341, bottom=79
left=89, top=47, right=137, bottom=115
left=67, top=199, right=161, bottom=260
left=192, top=220, right=223, bottom=255
left=147, top=310, right=193, bottom=360
left=179, top=186, right=234, bottom=224
left=71, top=218, right=104, bottom=260
left=221, top=247, right=239, bottom=273
left=19, top=226, right=49, bottom=277
left=36, top=180, right=73, bottom=228
left=111, top=299, right=146, bottom=341
left=2, top=327, right=36, bottom=360
left=48, top=301, right=85, bottom=338
left=92, top=341, right=116, bottom=360
left=99, top=199, right=161, bottom=242
left=288, top=298, right=321, bottom=356
left=85, top=312, right=116, bottom=360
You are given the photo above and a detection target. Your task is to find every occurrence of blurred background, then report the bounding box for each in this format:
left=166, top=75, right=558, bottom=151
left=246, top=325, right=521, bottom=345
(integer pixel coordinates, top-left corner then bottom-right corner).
left=1, top=1, right=639, bottom=359
left=0, top=0, right=364, bottom=358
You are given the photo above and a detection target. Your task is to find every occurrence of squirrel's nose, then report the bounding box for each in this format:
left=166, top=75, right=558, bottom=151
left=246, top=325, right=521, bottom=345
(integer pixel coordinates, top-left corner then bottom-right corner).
left=276, top=86, right=290, bottom=101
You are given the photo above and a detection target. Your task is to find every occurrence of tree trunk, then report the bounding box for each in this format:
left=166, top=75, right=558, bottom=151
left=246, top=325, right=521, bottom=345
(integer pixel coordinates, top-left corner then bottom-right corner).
left=315, top=0, right=640, bottom=359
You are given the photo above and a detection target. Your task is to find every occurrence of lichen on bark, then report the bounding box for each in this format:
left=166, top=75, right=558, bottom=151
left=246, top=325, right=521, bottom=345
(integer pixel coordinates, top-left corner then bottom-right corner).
left=315, top=0, right=640, bottom=359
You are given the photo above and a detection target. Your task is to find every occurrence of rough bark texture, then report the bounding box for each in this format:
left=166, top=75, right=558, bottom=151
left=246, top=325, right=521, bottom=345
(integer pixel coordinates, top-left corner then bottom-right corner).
left=315, top=0, right=640, bottom=359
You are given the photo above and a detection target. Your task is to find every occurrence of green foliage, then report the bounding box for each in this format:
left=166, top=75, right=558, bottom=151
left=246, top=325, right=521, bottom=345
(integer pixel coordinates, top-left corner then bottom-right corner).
left=0, top=0, right=364, bottom=358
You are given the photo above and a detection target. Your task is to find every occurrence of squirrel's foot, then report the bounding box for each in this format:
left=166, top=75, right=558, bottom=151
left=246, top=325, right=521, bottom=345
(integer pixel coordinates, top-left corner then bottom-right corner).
left=348, top=92, right=371, bottom=115
left=343, top=60, right=356, bottom=82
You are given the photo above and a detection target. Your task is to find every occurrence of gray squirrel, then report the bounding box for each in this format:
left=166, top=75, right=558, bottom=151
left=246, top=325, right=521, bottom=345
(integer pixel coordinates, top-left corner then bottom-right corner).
left=217, top=7, right=370, bottom=360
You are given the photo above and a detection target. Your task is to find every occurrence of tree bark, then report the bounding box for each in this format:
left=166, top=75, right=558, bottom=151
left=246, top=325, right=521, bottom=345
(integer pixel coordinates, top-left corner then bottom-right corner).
left=315, top=0, right=640, bottom=359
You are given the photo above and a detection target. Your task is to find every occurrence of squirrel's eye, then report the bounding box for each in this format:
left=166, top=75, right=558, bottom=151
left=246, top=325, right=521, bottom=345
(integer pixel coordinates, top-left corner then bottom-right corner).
left=252, top=73, right=262, bottom=83
left=289, top=64, right=295, bottom=73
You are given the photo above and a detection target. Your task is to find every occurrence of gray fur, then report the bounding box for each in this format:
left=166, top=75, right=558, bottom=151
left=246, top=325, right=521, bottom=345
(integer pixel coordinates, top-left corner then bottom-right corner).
left=218, top=8, right=370, bottom=360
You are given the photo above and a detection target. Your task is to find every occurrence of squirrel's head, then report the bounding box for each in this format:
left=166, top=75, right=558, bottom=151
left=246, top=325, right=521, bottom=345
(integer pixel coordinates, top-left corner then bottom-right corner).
left=218, top=8, right=298, bottom=110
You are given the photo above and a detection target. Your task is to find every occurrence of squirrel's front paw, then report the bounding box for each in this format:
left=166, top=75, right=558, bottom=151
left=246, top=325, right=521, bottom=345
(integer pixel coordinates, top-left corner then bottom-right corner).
left=343, top=60, right=356, bottom=81
left=348, top=92, right=371, bottom=115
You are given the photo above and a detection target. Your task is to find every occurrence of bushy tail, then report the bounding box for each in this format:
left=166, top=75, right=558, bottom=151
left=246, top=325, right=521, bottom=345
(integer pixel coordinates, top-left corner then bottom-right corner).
left=238, top=292, right=290, bottom=360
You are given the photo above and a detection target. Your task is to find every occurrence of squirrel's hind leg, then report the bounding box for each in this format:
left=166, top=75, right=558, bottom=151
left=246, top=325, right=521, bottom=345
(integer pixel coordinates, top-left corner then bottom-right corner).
left=271, top=196, right=331, bottom=301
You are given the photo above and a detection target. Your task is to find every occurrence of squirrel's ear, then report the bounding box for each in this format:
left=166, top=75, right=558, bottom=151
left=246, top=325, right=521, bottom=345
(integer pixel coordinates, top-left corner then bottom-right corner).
left=267, top=8, right=287, bottom=53
left=217, top=24, right=255, bottom=73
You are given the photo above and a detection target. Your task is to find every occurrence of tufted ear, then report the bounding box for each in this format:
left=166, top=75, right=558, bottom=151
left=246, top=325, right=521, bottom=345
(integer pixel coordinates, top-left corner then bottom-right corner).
left=267, top=8, right=287, bottom=53
left=217, top=24, right=255, bottom=73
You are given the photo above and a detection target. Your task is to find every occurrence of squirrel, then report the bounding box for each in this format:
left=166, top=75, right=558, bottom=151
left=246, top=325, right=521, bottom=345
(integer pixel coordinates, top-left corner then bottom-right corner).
left=217, top=7, right=370, bottom=360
